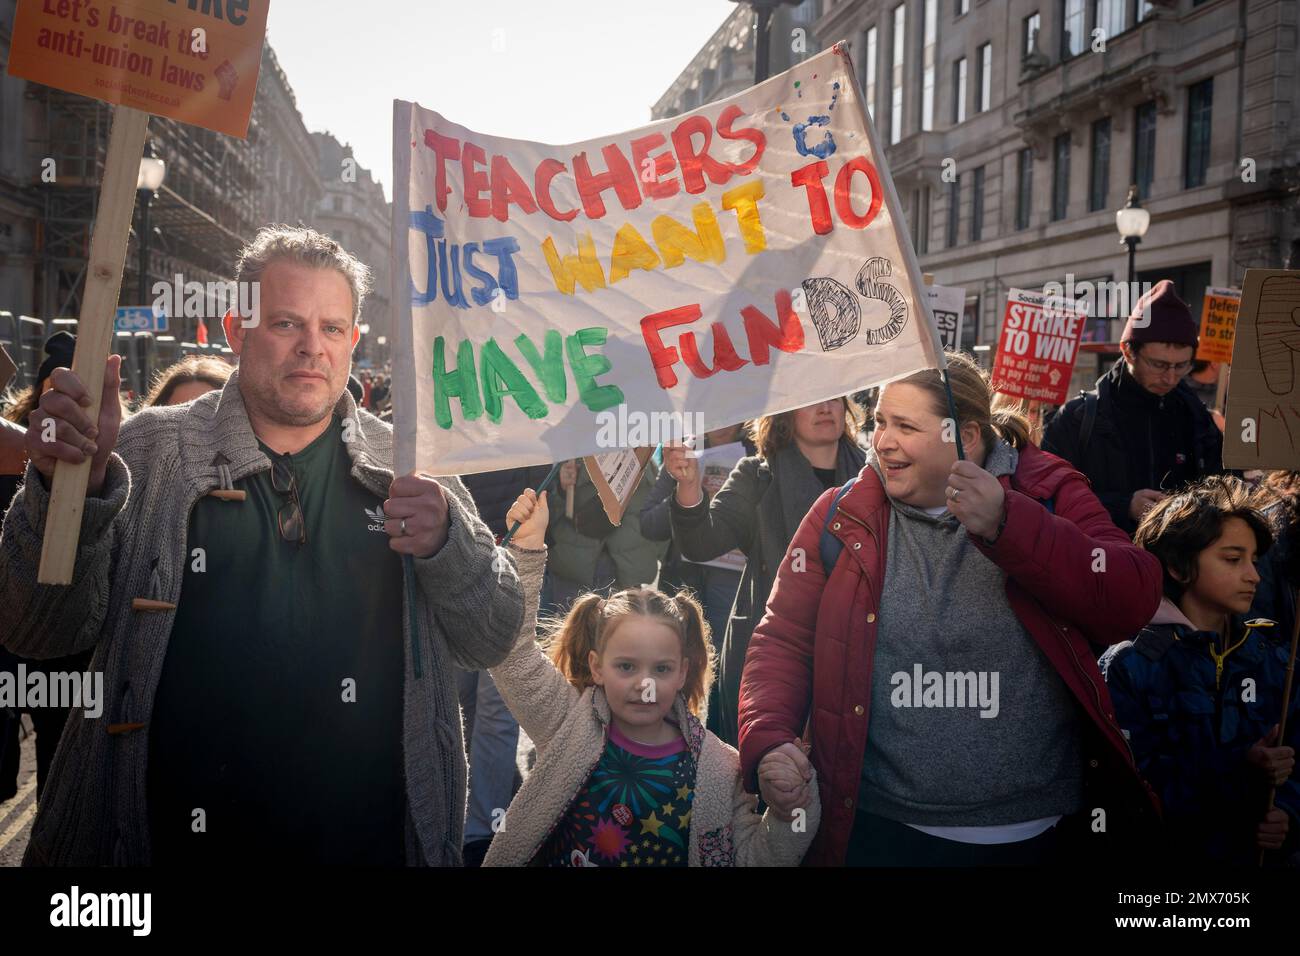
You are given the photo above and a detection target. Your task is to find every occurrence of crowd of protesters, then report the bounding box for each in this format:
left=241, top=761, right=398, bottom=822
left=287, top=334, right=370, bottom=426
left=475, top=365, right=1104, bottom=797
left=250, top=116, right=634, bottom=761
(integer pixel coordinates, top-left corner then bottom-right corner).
left=1, top=230, right=1296, bottom=868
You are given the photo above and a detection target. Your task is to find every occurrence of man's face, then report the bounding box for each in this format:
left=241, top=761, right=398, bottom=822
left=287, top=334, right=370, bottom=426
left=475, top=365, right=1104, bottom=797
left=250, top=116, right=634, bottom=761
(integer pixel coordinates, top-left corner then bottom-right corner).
left=1123, top=341, right=1195, bottom=397
left=225, top=260, right=359, bottom=427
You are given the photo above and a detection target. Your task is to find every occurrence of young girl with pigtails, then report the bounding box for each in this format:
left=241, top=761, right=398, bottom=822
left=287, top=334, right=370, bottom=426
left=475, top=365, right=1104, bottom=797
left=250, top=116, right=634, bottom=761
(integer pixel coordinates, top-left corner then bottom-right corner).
left=483, top=487, right=819, bottom=867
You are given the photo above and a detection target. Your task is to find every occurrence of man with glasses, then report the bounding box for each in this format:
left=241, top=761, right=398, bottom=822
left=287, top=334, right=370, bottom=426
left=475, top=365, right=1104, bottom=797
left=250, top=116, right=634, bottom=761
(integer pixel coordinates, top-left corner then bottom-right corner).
left=1044, top=279, right=1224, bottom=536
left=0, top=225, right=523, bottom=866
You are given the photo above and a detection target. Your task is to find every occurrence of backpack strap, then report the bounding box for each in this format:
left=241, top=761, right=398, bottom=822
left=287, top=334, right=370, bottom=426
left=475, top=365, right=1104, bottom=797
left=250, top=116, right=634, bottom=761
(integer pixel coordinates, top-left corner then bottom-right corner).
left=818, top=477, right=860, bottom=575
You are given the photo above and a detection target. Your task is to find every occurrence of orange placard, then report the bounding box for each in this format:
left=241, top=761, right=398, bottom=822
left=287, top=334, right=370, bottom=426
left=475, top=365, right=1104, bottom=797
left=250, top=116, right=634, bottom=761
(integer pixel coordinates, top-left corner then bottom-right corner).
left=1195, top=286, right=1241, bottom=364
left=7, top=0, right=267, bottom=138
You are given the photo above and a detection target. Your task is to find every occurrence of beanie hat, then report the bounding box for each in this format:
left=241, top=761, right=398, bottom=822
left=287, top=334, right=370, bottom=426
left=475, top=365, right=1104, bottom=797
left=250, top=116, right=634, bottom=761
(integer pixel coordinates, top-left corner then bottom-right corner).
left=37, top=331, right=77, bottom=391
left=1120, top=279, right=1198, bottom=348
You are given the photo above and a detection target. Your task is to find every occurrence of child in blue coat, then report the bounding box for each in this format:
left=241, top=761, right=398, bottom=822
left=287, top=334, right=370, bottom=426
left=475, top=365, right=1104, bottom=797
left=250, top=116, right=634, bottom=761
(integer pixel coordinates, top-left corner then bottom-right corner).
left=1100, top=476, right=1299, bottom=865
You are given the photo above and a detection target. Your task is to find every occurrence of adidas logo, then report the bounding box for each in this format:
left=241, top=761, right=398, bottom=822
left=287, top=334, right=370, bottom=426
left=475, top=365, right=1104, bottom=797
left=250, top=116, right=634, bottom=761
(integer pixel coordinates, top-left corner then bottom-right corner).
left=365, top=505, right=387, bottom=533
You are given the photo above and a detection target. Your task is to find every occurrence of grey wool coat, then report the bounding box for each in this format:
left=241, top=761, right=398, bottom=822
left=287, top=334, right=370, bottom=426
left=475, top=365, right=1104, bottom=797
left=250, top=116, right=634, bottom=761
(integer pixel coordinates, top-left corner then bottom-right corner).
left=0, top=371, right=524, bottom=866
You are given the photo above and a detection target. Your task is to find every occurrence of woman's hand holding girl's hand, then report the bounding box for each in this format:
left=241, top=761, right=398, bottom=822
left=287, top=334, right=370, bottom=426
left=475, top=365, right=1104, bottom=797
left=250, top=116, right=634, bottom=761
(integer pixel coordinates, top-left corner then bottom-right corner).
left=758, top=739, right=814, bottom=821
left=506, top=488, right=549, bottom=550
left=946, top=459, right=1007, bottom=541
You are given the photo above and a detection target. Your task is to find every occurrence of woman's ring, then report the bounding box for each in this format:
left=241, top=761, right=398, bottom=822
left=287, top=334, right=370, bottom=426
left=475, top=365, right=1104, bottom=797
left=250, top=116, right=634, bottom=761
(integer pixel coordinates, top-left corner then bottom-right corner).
left=947, top=486, right=960, bottom=501
left=400, top=517, right=408, bottom=536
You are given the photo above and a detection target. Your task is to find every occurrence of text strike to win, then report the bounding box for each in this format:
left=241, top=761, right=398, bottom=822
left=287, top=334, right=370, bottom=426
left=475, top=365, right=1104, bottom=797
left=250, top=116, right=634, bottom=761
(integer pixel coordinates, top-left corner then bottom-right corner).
left=409, top=106, right=892, bottom=428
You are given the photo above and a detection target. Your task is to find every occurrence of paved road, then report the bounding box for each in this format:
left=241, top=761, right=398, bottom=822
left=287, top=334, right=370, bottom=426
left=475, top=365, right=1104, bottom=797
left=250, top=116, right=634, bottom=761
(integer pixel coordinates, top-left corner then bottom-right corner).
left=0, top=722, right=536, bottom=866
left=0, top=719, right=36, bottom=866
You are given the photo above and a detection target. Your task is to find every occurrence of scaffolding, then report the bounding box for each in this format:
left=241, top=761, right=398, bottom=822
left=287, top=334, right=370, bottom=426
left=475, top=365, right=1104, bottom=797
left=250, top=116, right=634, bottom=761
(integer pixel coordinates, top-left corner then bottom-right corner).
left=26, top=87, right=260, bottom=340
left=31, top=85, right=111, bottom=320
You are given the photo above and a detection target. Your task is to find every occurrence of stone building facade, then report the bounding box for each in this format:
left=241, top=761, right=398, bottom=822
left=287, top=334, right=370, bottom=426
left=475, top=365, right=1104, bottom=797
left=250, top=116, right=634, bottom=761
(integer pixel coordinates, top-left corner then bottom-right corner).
left=313, top=131, right=392, bottom=366
left=658, top=0, right=1300, bottom=396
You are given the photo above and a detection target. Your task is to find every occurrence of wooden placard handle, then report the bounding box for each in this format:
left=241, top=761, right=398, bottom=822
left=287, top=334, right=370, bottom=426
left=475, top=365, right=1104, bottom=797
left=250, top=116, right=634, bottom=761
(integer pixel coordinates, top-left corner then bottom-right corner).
left=38, top=106, right=150, bottom=585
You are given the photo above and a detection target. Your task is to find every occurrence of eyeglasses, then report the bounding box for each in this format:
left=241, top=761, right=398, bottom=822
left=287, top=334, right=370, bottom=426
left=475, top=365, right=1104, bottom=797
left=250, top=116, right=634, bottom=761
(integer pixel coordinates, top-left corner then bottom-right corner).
left=270, top=454, right=307, bottom=547
left=1138, top=354, right=1194, bottom=376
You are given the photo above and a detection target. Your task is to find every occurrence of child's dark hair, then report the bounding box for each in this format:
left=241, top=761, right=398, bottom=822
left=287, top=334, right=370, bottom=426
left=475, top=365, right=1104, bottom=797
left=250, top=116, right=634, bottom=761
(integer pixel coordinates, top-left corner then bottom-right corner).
left=1134, top=475, right=1274, bottom=603
left=1260, top=471, right=1300, bottom=589
left=542, top=588, right=716, bottom=715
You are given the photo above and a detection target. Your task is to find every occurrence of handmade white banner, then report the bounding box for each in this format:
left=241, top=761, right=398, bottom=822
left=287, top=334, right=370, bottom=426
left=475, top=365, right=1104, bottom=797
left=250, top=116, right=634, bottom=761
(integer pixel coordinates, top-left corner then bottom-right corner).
left=390, top=44, right=942, bottom=475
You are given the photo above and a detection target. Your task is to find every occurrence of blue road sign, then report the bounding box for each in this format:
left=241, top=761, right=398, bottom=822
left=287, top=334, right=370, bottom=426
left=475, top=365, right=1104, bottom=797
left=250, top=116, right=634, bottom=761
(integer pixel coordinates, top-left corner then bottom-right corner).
left=115, top=306, right=167, bottom=333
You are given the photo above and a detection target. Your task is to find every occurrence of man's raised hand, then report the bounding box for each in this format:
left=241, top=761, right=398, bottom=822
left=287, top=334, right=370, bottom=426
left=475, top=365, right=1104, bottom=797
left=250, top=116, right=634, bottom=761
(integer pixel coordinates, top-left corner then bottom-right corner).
left=27, top=354, right=122, bottom=497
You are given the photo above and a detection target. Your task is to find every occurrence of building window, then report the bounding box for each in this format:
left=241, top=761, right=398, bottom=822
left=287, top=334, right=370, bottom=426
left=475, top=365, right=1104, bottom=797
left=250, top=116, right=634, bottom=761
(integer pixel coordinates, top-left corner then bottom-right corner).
left=922, top=0, right=937, bottom=131
left=891, top=4, right=906, bottom=144
left=1061, top=0, right=1085, bottom=58
left=1016, top=147, right=1033, bottom=230
left=1185, top=78, right=1213, bottom=189
left=919, top=187, right=931, bottom=254
left=1092, top=0, right=1124, bottom=40
left=976, top=43, right=991, bottom=112
left=1052, top=132, right=1071, bottom=221
left=948, top=174, right=961, bottom=247
left=1023, top=12, right=1041, bottom=56
left=909, top=188, right=932, bottom=254
left=971, top=165, right=985, bottom=241
left=953, top=57, right=967, bottom=123
left=1089, top=117, right=1111, bottom=211
left=1136, top=0, right=1154, bottom=20
left=957, top=0, right=969, bottom=15
left=1133, top=100, right=1157, bottom=199
left=864, top=26, right=879, bottom=121
left=963, top=297, right=981, bottom=350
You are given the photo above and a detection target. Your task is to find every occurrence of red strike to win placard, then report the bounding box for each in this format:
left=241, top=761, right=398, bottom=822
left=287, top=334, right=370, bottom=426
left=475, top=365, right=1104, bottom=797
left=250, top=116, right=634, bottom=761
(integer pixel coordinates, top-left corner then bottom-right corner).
left=991, top=289, right=1087, bottom=406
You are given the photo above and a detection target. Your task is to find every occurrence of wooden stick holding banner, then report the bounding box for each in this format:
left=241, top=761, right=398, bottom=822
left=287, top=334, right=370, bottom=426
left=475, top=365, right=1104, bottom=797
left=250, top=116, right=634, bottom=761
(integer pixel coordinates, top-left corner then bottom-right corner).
left=834, top=42, right=953, bottom=456
left=38, top=107, right=149, bottom=584
left=1214, top=365, right=1228, bottom=414
left=1260, top=592, right=1299, bottom=865
left=833, top=41, right=945, bottom=375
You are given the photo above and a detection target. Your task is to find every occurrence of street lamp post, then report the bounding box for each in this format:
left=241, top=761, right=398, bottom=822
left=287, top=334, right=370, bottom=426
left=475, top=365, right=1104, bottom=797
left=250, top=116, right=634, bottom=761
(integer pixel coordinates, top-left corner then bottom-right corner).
left=1115, top=184, right=1150, bottom=289
left=136, top=138, right=167, bottom=308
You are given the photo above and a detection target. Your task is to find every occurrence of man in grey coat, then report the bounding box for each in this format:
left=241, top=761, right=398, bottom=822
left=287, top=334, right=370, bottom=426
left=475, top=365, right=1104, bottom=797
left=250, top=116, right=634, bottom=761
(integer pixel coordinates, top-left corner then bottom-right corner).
left=0, top=225, right=523, bottom=865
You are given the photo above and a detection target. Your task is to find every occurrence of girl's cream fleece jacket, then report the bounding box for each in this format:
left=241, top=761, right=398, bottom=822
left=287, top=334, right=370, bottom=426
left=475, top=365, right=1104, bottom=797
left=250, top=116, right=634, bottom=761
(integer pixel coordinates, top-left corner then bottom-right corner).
left=483, top=544, right=820, bottom=866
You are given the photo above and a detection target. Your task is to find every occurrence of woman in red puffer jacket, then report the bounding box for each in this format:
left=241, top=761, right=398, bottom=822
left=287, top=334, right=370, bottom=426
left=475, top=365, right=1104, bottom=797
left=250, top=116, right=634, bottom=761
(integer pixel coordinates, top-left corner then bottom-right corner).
left=739, top=353, right=1163, bottom=866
